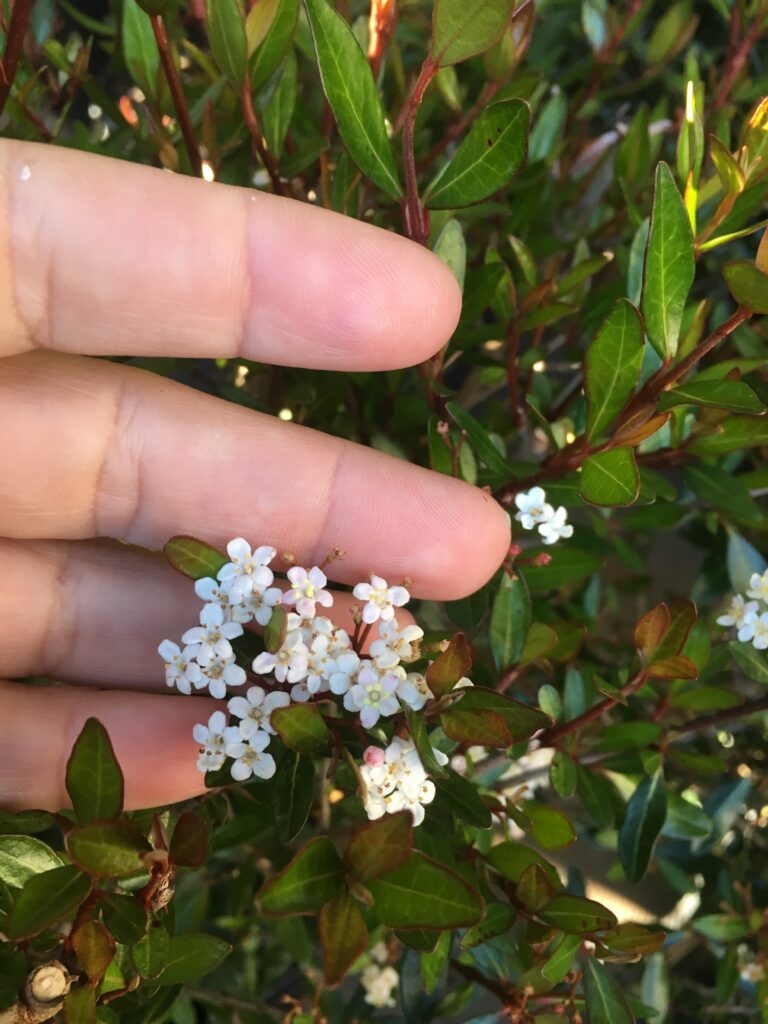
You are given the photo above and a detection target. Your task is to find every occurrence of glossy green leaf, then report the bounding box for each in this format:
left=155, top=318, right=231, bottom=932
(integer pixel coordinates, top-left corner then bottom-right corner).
left=430, top=0, right=514, bottom=66
left=319, top=892, right=368, bottom=986
left=65, top=718, right=124, bottom=824
left=729, top=641, right=768, bottom=684
left=206, top=0, right=248, bottom=87
left=460, top=901, right=516, bottom=948
left=659, top=378, right=764, bottom=413
left=101, top=892, right=148, bottom=945
left=421, top=931, right=451, bottom=994
left=582, top=955, right=635, bottom=1024
left=367, top=852, right=483, bottom=929
left=585, top=300, right=645, bottom=441
left=0, top=835, right=63, bottom=889
left=274, top=751, right=315, bottom=842
left=685, top=463, right=761, bottom=521
left=523, top=804, right=576, bottom=849
left=122, top=0, right=159, bottom=98
left=64, top=985, right=97, bottom=1024
left=271, top=703, right=331, bottom=754
left=517, top=863, right=555, bottom=911
left=550, top=751, right=578, bottom=798
left=727, top=531, right=767, bottom=594
left=722, top=260, right=768, bottom=313
left=169, top=811, right=209, bottom=868
left=521, top=547, right=603, bottom=593
left=434, top=768, right=492, bottom=828
left=133, top=924, right=170, bottom=979
left=486, top=842, right=561, bottom=888
left=601, top=922, right=665, bottom=956
left=489, top=573, right=530, bottom=672
left=580, top=447, right=640, bottom=508
left=433, top=218, right=467, bottom=289
left=164, top=536, right=228, bottom=581
left=446, top=401, right=510, bottom=476
left=440, top=705, right=511, bottom=747
left=618, top=770, right=667, bottom=883
left=155, top=933, right=232, bottom=985
left=519, top=622, right=558, bottom=666
left=426, top=632, right=472, bottom=697
left=345, top=811, right=413, bottom=881
left=425, top=100, right=529, bottom=209
left=692, top=914, right=752, bottom=941
left=641, top=162, right=695, bottom=361
left=710, top=135, right=745, bottom=195
left=304, top=0, right=401, bottom=197
left=66, top=821, right=151, bottom=878
left=537, top=894, right=617, bottom=934
left=259, top=49, right=297, bottom=159
left=250, top=0, right=298, bottom=89
left=259, top=837, right=345, bottom=915
left=541, top=933, right=581, bottom=984
left=6, top=865, right=92, bottom=939
left=688, top=415, right=768, bottom=455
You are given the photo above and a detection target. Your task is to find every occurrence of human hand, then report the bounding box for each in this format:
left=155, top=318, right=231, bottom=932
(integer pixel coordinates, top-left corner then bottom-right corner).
left=0, top=141, right=510, bottom=811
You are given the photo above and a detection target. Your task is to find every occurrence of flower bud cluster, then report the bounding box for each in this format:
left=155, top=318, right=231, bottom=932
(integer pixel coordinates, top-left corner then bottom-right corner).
left=717, top=570, right=768, bottom=651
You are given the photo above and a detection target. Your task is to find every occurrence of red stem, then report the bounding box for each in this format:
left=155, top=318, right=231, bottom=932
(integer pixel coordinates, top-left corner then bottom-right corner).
left=0, top=0, right=34, bottom=120
left=401, top=58, right=437, bottom=246
left=241, top=78, right=286, bottom=196
left=539, top=670, right=649, bottom=747
left=150, top=14, right=203, bottom=178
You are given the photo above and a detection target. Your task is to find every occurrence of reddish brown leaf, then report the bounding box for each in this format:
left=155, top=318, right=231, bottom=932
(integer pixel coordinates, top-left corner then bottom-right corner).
left=319, top=892, right=369, bottom=987
left=440, top=707, right=511, bottom=748
left=345, top=811, right=413, bottom=882
left=426, top=633, right=472, bottom=697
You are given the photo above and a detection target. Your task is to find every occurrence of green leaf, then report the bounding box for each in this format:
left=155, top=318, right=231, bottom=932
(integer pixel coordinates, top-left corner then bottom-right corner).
left=164, top=536, right=228, bottom=581
left=250, top=0, right=298, bottom=89
left=434, top=768, right=492, bottom=828
left=426, top=632, right=472, bottom=697
left=541, top=933, right=581, bottom=984
left=6, top=865, right=92, bottom=939
left=517, top=863, right=555, bottom=912
left=519, top=622, right=558, bottom=667
left=692, top=914, right=752, bottom=941
left=641, top=162, right=696, bottom=361
left=685, top=463, right=761, bottom=522
left=486, top=842, right=561, bottom=888
left=264, top=605, right=287, bottom=653
left=585, top=300, right=645, bottom=441
left=521, top=547, right=604, bottom=593
left=710, top=135, right=745, bottom=195
left=367, top=851, right=484, bottom=929
left=319, top=892, right=368, bottom=986
left=601, top=923, right=665, bottom=956
left=169, top=811, right=209, bottom=868
left=727, top=530, right=767, bottom=594
left=489, top=573, right=530, bottom=673
left=271, top=703, right=331, bottom=754
left=64, top=985, right=97, bottom=1024
left=122, top=0, right=159, bottom=99
left=66, top=821, right=151, bottom=878
left=274, top=751, right=315, bottom=842
left=537, top=894, right=617, bottom=934
left=101, top=892, right=148, bottom=945
left=304, top=0, right=401, bottom=197
left=722, top=260, right=768, bottom=313
left=523, top=804, right=576, bottom=850
left=447, top=687, right=550, bottom=743
left=420, top=931, right=451, bottom=994
left=430, top=0, right=514, bottom=66
left=688, top=415, right=768, bottom=455
left=0, top=947, right=26, bottom=1012
left=259, top=48, right=297, bottom=159
left=433, top=218, right=467, bottom=289
left=133, top=925, right=170, bottom=979
left=425, top=99, right=529, bottom=209
left=0, top=810, right=53, bottom=836
left=659, top=379, right=764, bottom=413
left=618, top=770, right=667, bottom=883
left=259, top=837, right=345, bottom=915
left=406, top=708, right=450, bottom=777
left=65, top=718, right=124, bottom=824
left=550, top=751, right=578, bottom=798
left=582, top=955, right=635, bottom=1024
left=729, top=641, right=768, bottom=684
left=579, top=447, right=640, bottom=508
left=446, top=402, right=510, bottom=477
left=72, top=919, right=115, bottom=983
left=440, top=705, right=511, bottom=747
left=206, top=0, right=248, bottom=87
left=0, top=835, right=63, bottom=888
left=155, top=933, right=232, bottom=985
left=345, top=811, right=413, bottom=881
left=460, top=901, right=516, bottom=948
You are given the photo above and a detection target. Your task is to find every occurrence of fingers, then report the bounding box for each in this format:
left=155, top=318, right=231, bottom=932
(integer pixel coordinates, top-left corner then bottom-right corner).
left=0, top=139, right=461, bottom=370
left=0, top=353, right=511, bottom=598
left=0, top=680, right=213, bottom=811
left=0, top=538, right=407, bottom=687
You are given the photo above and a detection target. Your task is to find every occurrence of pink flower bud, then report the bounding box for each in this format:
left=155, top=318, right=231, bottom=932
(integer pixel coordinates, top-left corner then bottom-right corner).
left=364, top=746, right=385, bottom=767
left=508, top=543, right=523, bottom=558
left=534, top=552, right=552, bottom=566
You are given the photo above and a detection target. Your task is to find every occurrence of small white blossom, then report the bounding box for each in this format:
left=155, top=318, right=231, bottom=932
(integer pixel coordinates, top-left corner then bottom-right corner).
left=746, top=570, right=768, bottom=603
left=218, top=538, right=276, bottom=601
left=370, top=620, right=424, bottom=669
left=283, top=565, right=333, bottom=618
left=253, top=630, right=309, bottom=683
left=228, top=686, right=290, bottom=737
left=195, top=576, right=233, bottom=618
left=370, top=941, right=389, bottom=965
left=538, top=506, right=574, bottom=545
left=344, top=664, right=400, bottom=728
left=353, top=575, right=410, bottom=625
left=361, top=738, right=446, bottom=826
left=514, top=486, right=554, bottom=530
left=158, top=639, right=202, bottom=695
left=738, top=611, right=768, bottom=650
left=224, top=729, right=276, bottom=781
left=193, top=711, right=228, bottom=773
left=361, top=965, right=399, bottom=1009
left=717, top=593, right=760, bottom=628
left=397, top=672, right=433, bottom=711
left=196, top=650, right=247, bottom=699
left=230, top=585, right=284, bottom=626
left=289, top=680, right=312, bottom=703
left=182, top=603, right=243, bottom=665
left=328, top=649, right=361, bottom=695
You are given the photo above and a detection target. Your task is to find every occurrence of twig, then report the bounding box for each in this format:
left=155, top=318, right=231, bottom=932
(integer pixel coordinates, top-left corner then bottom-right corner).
left=150, top=14, right=203, bottom=177
left=539, top=669, right=648, bottom=747
left=0, top=0, right=34, bottom=121
left=240, top=78, right=286, bottom=196
left=669, top=695, right=768, bottom=741
left=401, top=58, right=437, bottom=246
left=712, top=2, right=768, bottom=112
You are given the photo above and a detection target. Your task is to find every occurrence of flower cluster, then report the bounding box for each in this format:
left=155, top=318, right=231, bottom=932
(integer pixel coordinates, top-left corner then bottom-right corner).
left=158, top=538, right=461, bottom=827
left=717, top=569, right=768, bottom=651
left=360, top=943, right=399, bottom=1008
left=514, top=487, right=574, bottom=544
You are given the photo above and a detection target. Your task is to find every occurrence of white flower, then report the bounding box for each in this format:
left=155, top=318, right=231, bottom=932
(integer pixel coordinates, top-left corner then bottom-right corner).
left=195, top=576, right=233, bottom=618
left=397, top=777, right=437, bottom=826
left=746, top=570, right=768, bottom=603
left=218, top=538, right=276, bottom=601
left=369, top=620, right=424, bottom=669
left=182, top=603, right=243, bottom=665
left=514, top=487, right=554, bottom=530
left=353, top=575, right=410, bottom=625
left=370, top=941, right=389, bottom=965
left=158, top=639, right=202, bottom=695
left=305, top=633, right=336, bottom=695
left=193, top=711, right=228, bottom=773
left=717, top=593, right=760, bottom=628
left=223, top=729, right=276, bottom=781
left=228, top=686, right=290, bottom=737
left=360, top=738, right=446, bottom=826
left=397, top=672, right=433, bottom=711
left=738, top=611, right=768, bottom=650
left=328, top=649, right=361, bottom=695
left=230, top=585, right=283, bottom=626
left=196, top=650, right=247, bottom=699
left=361, top=965, right=399, bottom=1009
left=344, top=664, right=400, bottom=728
left=538, top=506, right=573, bottom=545
left=283, top=566, right=333, bottom=618
left=253, top=630, right=309, bottom=684
left=456, top=676, right=474, bottom=689
left=289, top=681, right=312, bottom=703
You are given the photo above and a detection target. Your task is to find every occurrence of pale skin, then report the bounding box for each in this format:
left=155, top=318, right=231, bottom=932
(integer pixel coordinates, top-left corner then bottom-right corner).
left=0, top=140, right=511, bottom=811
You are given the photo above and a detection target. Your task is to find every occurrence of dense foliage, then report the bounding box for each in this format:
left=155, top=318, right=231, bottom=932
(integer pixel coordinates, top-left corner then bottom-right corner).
left=2, top=0, right=768, bottom=1022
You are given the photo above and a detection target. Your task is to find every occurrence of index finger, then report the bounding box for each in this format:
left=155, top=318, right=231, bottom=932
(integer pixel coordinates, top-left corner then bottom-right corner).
left=0, top=140, right=461, bottom=369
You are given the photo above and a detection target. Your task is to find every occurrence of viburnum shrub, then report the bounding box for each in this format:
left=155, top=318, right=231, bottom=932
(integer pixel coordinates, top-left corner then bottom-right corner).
left=2, top=0, right=768, bottom=1022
